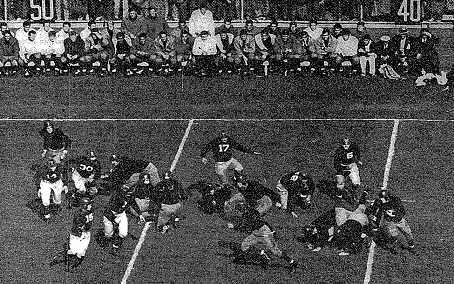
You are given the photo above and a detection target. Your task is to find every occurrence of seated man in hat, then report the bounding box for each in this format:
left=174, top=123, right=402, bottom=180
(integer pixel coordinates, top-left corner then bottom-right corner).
left=412, top=28, right=439, bottom=75
left=391, top=27, right=414, bottom=74
left=357, top=34, right=377, bottom=76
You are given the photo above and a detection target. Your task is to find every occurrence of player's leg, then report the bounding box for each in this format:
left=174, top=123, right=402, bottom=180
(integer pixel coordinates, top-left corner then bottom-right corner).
left=235, top=233, right=258, bottom=263
left=255, top=195, right=272, bottom=215
left=215, top=161, right=230, bottom=185
left=144, top=162, right=160, bottom=186
left=39, top=181, right=52, bottom=220
left=276, top=181, right=289, bottom=209
left=349, top=163, right=361, bottom=200
left=113, top=213, right=128, bottom=250
left=395, top=218, right=415, bottom=247
left=103, top=216, right=115, bottom=238
left=334, top=207, right=349, bottom=226
left=381, top=219, right=408, bottom=251
left=51, top=180, right=64, bottom=213
left=157, top=204, right=172, bottom=233
left=336, top=174, right=345, bottom=191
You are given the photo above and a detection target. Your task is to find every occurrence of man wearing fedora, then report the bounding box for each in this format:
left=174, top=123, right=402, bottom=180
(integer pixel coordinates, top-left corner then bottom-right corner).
left=391, top=27, right=414, bottom=75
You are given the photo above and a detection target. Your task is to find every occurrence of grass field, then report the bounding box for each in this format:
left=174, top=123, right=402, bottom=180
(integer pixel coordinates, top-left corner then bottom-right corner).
left=1, top=71, right=454, bottom=284
left=1, top=117, right=453, bottom=284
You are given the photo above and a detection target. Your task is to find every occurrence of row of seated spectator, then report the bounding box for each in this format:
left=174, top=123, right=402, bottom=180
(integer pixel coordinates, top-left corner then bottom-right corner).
left=0, top=16, right=441, bottom=78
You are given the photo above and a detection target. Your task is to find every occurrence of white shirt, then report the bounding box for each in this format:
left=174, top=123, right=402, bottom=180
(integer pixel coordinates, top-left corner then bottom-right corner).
left=15, top=28, right=34, bottom=44
left=188, top=9, right=215, bottom=37
left=41, top=39, right=65, bottom=55
left=80, top=27, right=92, bottom=41
left=56, top=29, right=71, bottom=42
left=303, top=26, right=323, bottom=40
left=20, top=39, right=41, bottom=60
left=336, top=35, right=359, bottom=57
left=35, top=27, right=54, bottom=44
left=192, top=36, right=217, bottom=56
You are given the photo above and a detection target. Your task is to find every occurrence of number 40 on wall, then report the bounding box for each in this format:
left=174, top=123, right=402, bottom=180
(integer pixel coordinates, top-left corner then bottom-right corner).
left=398, top=0, right=421, bottom=22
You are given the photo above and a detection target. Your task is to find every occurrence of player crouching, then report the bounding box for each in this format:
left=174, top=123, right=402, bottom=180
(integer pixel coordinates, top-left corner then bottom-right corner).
left=38, top=159, right=68, bottom=222
left=102, top=186, right=138, bottom=254
left=276, top=170, right=315, bottom=218
left=227, top=203, right=298, bottom=273
left=66, top=151, right=101, bottom=208
left=50, top=197, right=93, bottom=272
left=155, top=171, right=188, bottom=233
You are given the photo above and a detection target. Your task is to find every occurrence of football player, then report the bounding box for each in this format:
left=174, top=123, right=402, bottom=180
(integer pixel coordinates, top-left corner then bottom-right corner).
left=154, top=171, right=188, bottom=233
left=100, top=154, right=160, bottom=192
left=367, top=190, right=414, bottom=253
left=228, top=203, right=298, bottom=273
left=39, top=120, right=71, bottom=164
left=296, top=209, right=337, bottom=252
left=201, top=131, right=262, bottom=185
left=50, top=197, right=93, bottom=272
left=67, top=150, right=102, bottom=208
left=103, top=186, right=139, bottom=254
left=276, top=170, right=315, bottom=217
left=129, top=173, right=160, bottom=224
left=225, top=171, right=280, bottom=215
left=334, top=138, right=362, bottom=202
left=38, top=159, right=68, bottom=221
left=194, top=180, right=233, bottom=215
left=334, top=191, right=370, bottom=256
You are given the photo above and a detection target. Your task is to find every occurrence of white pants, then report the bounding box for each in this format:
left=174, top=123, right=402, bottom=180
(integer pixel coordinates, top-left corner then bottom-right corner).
left=215, top=158, right=243, bottom=184
left=336, top=163, right=360, bottom=190
left=39, top=180, right=64, bottom=206
left=72, top=170, right=96, bottom=194
left=124, top=162, right=160, bottom=187
left=359, top=54, right=376, bottom=75
left=67, top=232, right=91, bottom=257
left=276, top=181, right=288, bottom=209
left=104, top=212, right=128, bottom=238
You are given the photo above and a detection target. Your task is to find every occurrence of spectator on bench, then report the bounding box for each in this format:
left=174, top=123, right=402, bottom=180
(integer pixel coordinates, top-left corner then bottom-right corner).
left=154, top=30, right=177, bottom=74
left=358, top=34, right=377, bottom=76
left=412, top=28, right=439, bottom=75
left=130, top=32, right=157, bottom=74
left=110, top=31, right=133, bottom=76
left=233, top=29, right=256, bottom=73
left=335, top=28, right=359, bottom=74
left=42, top=30, right=65, bottom=75
left=312, top=28, right=337, bottom=75
left=21, top=30, right=43, bottom=76
left=62, top=30, right=86, bottom=75
left=0, top=30, right=23, bottom=75
left=175, top=29, right=195, bottom=72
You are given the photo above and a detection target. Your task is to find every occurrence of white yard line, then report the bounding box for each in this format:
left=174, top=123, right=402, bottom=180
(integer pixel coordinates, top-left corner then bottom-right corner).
left=120, top=119, right=194, bottom=284
left=363, top=119, right=400, bottom=284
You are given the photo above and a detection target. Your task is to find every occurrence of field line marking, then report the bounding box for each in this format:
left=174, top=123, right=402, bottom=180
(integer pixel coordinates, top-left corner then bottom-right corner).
left=363, top=119, right=400, bottom=284
left=121, top=119, right=195, bottom=284
left=1, top=118, right=454, bottom=122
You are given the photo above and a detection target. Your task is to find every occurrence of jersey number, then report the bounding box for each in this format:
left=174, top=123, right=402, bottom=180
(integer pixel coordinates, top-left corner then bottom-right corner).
left=290, top=173, right=300, bottom=182
left=218, top=144, right=230, bottom=152
left=79, top=164, right=94, bottom=172
left=398, top=0, right=421, bottom=22
left=346, top=152, right=354, bottom=159
left=47, top=173, right=58, bottom=180
left=85, top=213, right=93, bottom=222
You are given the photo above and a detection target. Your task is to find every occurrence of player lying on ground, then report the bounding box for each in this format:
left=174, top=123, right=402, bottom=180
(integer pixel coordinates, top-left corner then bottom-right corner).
left=296, top=208, right=337, bottom=252
left=367, top=189, right=415, bottom=253
left=99, top=154, right=160, bottom=193
left=276, top=170, right=315, bottom=217
left=226, top=202, right=298, bottom=273
left=50, top=197, right=93, bottom=272
left=225, top=171, right=280, bottom=216
left=201, top=131, right=262, bottom=185
left=193, top=180, right=233, bottom=215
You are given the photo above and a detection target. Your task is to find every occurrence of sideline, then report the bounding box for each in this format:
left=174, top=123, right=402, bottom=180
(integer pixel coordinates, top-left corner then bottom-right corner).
left=120, top=119, right=194, bottom=284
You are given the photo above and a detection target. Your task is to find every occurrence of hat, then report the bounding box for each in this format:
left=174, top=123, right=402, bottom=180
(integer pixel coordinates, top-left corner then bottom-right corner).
left=363, top=34, right=371, bottom=40
left=380, top=35, right=390, bottom=41
left=341, top=28, right=351, bottom=36
left=399, top=27, right=408, bottom=34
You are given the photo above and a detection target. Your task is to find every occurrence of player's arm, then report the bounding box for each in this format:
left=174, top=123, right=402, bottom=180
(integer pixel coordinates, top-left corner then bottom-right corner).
left=200, top=139, right=215, bottom=163
left=231, top=138, right=261, bottom=155
left=354, top=144, right=362, bottom=164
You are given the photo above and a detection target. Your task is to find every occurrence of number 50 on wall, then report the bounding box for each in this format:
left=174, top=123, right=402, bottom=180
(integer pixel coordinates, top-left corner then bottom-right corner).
left=30, top=0, right=55, bottom=20
left=398, top=0, right=421, bottom=22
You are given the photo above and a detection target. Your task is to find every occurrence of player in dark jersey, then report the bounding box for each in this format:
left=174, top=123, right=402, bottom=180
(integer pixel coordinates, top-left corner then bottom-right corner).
left=67, top=150, right=102, bottom=208
left=334, top=138, right=362, bottom=201
left=129, top=173, right=160, bottom=224
left=276, top=170, right=315, bottom=217
left=102, top=186, right=139, bottom=254
left=49, top=197, right=93, bottom=272
left=100, top=154, right=160, bottom=192
left=367, top=190, right=414, bottom=253
left=194, top=180, right=233, bottom=215
left=225, top=171, right=280, bottom=215
left=201, top=132, right=262, bottom=184
left=297, top=209, right=337, bottom=252
left=227, top=203, right=298, bottom=273
left=38, top=159, right=68, bottom=221
left=39, top=120, right=71, bottom=164
left=154, top=171, right=188, bottom=233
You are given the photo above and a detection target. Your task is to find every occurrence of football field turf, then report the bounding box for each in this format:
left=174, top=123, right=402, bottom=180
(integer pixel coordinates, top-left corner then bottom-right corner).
left=1, top=118, right=453, bottom=284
